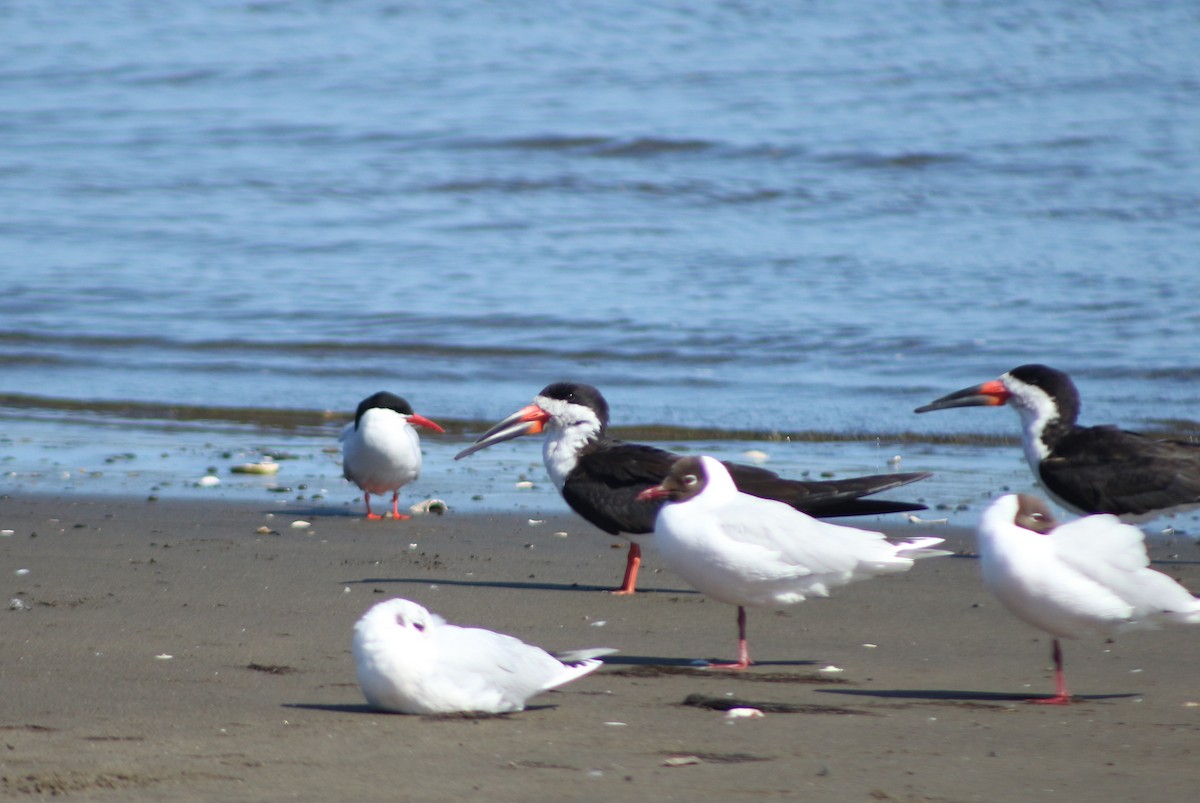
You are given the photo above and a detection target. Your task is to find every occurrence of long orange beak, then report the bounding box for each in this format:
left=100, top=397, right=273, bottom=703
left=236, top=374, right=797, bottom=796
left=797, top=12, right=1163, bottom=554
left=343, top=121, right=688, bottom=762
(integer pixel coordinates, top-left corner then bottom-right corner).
left=407, top=413, right=446, bottom=434
left=914, top=379, right=1011, bottom=413
left=454, top=404, right=550, bottom=459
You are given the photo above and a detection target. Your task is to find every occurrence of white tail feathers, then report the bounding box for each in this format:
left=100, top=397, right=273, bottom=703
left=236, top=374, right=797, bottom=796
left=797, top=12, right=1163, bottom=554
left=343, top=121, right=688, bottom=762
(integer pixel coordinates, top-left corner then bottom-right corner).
left=553, top=647, right=619, bottom=664
left=895, top=536, right=953, bottom=560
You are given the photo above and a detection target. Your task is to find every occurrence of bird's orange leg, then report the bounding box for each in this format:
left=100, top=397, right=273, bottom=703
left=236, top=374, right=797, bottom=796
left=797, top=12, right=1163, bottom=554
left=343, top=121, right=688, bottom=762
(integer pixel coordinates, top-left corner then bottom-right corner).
left=707, top=606, right=752, bottom=670
left=1030, top=639, right=1072, bottom=705
left=610, top=542, right=641, bottom=595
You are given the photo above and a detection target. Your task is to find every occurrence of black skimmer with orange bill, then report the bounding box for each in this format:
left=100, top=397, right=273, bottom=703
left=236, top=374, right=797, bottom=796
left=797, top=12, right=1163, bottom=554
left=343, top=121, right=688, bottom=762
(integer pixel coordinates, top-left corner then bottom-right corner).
left=455, top=382, right=932, bottom=594
left=977, top=494, right=1200, bottom=704
left=915, top=363, right=1200, bottom=519
left=637, top=456, right=948, bottom=669
left=340, top=391, right=445, bottom=520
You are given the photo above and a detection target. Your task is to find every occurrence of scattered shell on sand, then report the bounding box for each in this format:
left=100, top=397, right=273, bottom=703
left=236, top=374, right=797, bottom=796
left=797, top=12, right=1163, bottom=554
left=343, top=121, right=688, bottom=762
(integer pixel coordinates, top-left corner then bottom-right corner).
left=196, top=475, right=221, bottom=487
left=409, top=499, right=448, bottom=515
left=290, top=520, right=311, bottom=529
left=230, top=462, right=280, bottom=475
left=724, top=708, right=764, bottom=720
left=515, top=481, right=535, bottom=489
left=742, top=450, right=769, bottom=464
left=662, top=756, right=702, bottom=767
left=8, top=598, right=31, bottom=611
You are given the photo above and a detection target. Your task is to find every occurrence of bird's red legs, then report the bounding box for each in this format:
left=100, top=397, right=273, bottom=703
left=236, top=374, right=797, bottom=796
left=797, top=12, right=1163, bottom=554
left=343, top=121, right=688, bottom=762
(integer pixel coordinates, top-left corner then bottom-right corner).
left=708, top=606, right=752, bottom=670
left=1030, top=638, right=1072, bottom=705
left=364, top=492, right=410, bottom=521
left=611, top=542, right=641, bottom=595
left=364, top=492, right=383, bottom=520
left=390, top=492, right=410, bottom=521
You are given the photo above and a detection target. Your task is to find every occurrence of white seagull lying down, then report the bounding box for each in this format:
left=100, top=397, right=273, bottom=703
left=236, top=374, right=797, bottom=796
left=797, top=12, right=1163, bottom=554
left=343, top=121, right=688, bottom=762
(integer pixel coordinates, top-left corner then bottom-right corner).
left=638, top=455, right=949, bottom=670
left=353, top=598, right=615, bottom=714
left=978, top=494, right=1200, bottom=704
left=340, top=391, right=445, bottom=520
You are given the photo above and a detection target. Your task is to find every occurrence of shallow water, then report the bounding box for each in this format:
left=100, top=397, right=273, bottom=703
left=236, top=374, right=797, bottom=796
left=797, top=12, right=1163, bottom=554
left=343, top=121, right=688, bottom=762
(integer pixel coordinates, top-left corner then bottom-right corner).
left=2, top=1, right=1198, bottom=530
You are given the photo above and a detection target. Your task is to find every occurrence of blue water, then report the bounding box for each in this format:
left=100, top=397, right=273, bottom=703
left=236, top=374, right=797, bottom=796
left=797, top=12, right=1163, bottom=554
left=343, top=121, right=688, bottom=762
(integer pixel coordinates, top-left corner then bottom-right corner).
left=2, top=1, right=1198, bottom=528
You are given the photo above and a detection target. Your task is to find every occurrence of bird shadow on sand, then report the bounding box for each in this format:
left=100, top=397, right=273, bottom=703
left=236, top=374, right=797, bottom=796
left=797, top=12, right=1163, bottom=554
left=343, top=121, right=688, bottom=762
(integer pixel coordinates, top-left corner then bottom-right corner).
left=600, top=652, right=825, bottom=667
left=815, top=688, right=1139, bottom=704
left=270, top=505, right=389, bottom=519
left=343, top=576, right=700, bottom=595
left=1150, top=557, right=1200, bottom=566
left=284, top=702, right=554, bottom=719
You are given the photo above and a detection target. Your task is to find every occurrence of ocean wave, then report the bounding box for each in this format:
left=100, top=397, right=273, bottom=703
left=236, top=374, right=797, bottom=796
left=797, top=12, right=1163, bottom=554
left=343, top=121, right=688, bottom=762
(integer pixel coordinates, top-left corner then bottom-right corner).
left=0, top=391, right=1031, bottom=447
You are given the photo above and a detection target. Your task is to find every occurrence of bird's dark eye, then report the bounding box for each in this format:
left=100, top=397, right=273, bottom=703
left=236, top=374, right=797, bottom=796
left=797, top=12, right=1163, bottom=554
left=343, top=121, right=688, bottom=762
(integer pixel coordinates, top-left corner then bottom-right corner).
left=413, top=622, right=425, bottom=632
left=683, top=474, right=698, bottom=486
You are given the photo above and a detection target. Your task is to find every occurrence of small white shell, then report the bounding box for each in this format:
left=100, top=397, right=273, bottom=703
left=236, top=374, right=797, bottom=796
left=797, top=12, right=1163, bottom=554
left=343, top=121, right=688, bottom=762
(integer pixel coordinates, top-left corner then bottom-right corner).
left=724, top=707, right=764, bottom=720
left=663, top=756, right=702, bottom=767
left=230, top=462, right=280, bottom=475
left=409, top=499, right=448, bottom=515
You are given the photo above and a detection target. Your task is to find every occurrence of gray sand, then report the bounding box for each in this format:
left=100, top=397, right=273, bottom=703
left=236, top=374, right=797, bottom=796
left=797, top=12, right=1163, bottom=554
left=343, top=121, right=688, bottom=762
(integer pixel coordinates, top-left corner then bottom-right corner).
left=2, top=495, right=1199, bottom=801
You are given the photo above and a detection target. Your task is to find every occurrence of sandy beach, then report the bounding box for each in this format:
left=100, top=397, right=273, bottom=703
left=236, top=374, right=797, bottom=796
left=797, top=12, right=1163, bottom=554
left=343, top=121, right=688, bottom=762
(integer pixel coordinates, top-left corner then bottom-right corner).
left=2, top=494, right=1199, bottom=801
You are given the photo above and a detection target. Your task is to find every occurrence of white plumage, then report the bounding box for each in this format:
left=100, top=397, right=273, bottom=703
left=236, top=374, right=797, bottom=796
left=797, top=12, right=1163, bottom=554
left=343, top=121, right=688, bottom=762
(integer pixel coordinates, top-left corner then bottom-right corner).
left=353, top=598, right=613, bottom=715
left=977, top=493, right=1200, bottom=703
left=641, top=455, right=948, bottom=668
left=340, top=391, right=444, bottom=520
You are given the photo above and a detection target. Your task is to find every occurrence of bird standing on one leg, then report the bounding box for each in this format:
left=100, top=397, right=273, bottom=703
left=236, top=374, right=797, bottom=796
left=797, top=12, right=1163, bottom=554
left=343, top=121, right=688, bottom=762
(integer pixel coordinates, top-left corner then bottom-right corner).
left=638, top=455, right=948, bottom=669
left=976, top=493, right=1200, bottom=704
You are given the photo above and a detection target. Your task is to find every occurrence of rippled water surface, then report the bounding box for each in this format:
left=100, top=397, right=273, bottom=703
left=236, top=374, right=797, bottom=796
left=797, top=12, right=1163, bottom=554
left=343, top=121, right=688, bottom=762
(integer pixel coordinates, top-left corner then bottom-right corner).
left=2, top=1, right=1198, bottom=527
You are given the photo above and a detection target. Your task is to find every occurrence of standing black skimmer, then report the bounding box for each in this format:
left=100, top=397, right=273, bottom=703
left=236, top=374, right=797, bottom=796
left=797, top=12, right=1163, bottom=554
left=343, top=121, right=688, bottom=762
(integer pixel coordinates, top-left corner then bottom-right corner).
left=455, top=382, right=932, bottom=594
left=638, top=456, right=948, bottom=669
left=915, top=364, right=1200, bottom=518
left=977, top=494, right=1200, bottom=704
left=340, top=391, right=445, bottom=520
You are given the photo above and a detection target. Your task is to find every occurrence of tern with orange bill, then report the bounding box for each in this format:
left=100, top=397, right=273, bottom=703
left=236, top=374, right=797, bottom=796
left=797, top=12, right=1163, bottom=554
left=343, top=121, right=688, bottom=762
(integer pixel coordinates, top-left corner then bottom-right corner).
left=341, top=391, right=445, bottom=520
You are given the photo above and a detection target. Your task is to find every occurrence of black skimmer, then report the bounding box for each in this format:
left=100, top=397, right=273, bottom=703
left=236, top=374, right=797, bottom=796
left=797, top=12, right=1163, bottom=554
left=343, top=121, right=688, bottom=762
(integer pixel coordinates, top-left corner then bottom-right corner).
left=977, top=494, right=1200, bottom=704
left=916, top=363, right=1200, bottom=519
left=455, top=382, right=932, bottom=594
left=353, top=598, right=614, bottom=714
left=340, top=391, right=445, bottom=520
left=637, top=456, right=948, bottom=669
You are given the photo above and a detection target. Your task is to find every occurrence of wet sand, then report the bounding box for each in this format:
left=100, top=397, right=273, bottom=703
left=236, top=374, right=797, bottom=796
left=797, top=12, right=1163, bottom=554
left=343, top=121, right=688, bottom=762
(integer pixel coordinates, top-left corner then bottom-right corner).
left=2, top=494, right=1198, bottom=801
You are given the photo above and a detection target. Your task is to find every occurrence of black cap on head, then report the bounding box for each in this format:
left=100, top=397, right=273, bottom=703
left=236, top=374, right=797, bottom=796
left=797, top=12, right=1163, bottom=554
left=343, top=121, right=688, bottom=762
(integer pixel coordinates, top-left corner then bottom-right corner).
left=355, top=391, right=415, bottom=428
left=537, top=382, right=610, bottom=428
